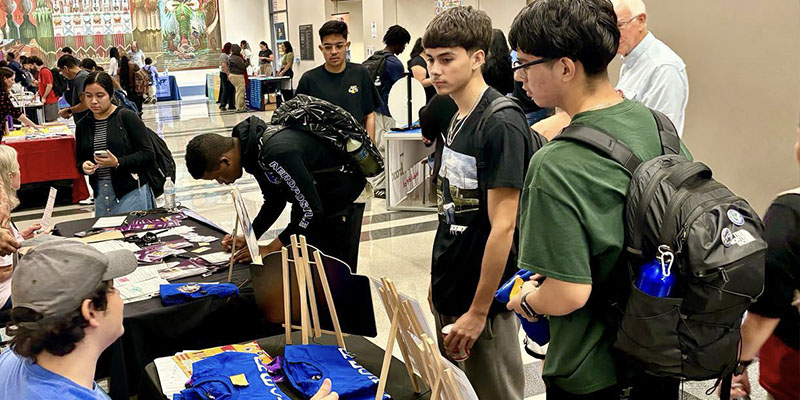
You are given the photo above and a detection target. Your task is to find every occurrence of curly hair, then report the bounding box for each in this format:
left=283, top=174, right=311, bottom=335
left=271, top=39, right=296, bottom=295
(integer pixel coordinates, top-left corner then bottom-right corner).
left=383, top=25, right=411, bottom=47
left=6, top=281, right=112, bottom=360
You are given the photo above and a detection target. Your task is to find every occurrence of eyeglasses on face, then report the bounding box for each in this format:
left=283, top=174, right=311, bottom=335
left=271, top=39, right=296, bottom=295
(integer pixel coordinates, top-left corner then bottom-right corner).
left=512, top=58, right=550, bottom=78
left=617, top=15, right=639, bottom=28
left=321, top=42, right=346, bottom=52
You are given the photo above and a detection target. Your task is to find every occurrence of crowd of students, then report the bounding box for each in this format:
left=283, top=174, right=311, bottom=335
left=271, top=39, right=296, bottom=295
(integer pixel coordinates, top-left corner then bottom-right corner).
left=0, top=1, right=795, bottom=399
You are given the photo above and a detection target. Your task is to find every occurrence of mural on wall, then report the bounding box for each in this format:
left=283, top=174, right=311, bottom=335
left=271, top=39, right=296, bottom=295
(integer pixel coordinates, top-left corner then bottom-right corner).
left=0, top=0, right=221, bottom=70
left=434, top=0, right=462, bottom=14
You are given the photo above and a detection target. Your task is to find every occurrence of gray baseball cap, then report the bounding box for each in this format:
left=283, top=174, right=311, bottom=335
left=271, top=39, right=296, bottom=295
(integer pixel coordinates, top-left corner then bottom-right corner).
left=11, top=236, right=138, bottom=320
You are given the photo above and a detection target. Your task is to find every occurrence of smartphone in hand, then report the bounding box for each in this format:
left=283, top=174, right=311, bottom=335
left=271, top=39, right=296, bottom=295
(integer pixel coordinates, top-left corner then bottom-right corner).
left=94, top=150, right=109, bottom=159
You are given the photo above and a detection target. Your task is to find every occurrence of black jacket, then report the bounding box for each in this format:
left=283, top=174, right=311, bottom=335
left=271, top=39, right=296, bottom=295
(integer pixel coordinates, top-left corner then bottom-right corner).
left=233, top=117, right=365, bottom=245
left=75, top=107, right=155, bottom=199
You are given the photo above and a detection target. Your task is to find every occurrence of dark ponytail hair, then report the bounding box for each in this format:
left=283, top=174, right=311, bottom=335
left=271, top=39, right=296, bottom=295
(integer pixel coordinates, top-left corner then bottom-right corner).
left=84, top=71, right=115, bottom=97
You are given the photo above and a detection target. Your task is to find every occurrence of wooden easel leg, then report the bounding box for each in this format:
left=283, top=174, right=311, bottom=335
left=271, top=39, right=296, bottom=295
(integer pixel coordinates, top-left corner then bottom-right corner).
left=290, top=235, right=310, bottom=344
left=375, top=306, right=400, bottom=400
left=313, top=250, right=346, bottom=350
left=299, top=236, right=322, bottom=338
left=281, top=247, right=292, bottom=344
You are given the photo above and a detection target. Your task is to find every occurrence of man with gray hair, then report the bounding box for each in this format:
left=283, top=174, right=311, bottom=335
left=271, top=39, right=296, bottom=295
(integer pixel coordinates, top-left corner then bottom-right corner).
left=613, top=0, right=689, bottom=136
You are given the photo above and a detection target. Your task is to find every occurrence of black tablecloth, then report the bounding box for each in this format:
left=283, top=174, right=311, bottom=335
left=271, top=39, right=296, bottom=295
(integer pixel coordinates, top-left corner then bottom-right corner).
left=55, top=211, right=280, bottom=400
left=139, top=332, right=430, bottom=400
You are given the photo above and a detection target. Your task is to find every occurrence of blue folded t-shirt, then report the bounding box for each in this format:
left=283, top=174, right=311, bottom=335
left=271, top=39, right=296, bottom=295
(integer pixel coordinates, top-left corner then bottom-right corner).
left=174, top=352, right=288, bottom=400
left=160, top=283, right=239, bottom=306
left=283, top=345, right=391, bottom=400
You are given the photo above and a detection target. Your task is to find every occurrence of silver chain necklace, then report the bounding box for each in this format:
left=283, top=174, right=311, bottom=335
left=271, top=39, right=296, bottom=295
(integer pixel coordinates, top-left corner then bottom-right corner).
left=446, top=86, right=490, bottom=146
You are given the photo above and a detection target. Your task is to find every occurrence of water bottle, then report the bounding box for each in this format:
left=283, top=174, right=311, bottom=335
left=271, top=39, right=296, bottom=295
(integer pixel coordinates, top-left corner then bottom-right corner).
left=635, top=245, right=677, bottom=297
left=495, top=270, right=550, bottom=346
left=163, top=177, right=176, bottom=210
left=346, top=138, right=380, bottom=176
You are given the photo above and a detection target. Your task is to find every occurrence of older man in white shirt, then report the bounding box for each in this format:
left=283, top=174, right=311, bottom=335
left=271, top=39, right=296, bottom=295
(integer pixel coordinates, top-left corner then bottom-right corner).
left=614, top=0, right=689, bottom=136
left=531, top=0, right=690, bottom=139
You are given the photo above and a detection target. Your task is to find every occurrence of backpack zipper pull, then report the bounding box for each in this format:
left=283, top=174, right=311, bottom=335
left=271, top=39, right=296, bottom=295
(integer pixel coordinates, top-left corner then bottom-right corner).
left=718, top=268, right=730, bottom=300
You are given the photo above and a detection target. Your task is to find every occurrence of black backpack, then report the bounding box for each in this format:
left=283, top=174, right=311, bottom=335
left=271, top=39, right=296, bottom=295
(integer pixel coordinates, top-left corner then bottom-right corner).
left=362, top=50, right=391, bottom=93
left=51, top=67, right=68, bottom=97
left=270, top=94, right=384, bottom=177
left=116, top=113, right=176, bottom=198
left=554, top=110, right=766, bottom=382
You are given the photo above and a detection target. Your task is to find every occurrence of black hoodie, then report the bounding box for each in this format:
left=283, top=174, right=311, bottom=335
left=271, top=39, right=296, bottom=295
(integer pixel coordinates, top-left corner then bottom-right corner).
left=233, top=117, right=366, bottom=246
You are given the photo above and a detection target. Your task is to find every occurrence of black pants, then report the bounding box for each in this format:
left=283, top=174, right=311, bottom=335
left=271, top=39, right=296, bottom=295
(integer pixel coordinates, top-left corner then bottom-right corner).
left=304, top=202, right=365, bottom=273
left=129, top=92, right=144, bottom=116
left=547, top=374, right=679, bottom=400
left=220, top=72, right=235, bottom=109
left=217, top=71, right=225, bottom=103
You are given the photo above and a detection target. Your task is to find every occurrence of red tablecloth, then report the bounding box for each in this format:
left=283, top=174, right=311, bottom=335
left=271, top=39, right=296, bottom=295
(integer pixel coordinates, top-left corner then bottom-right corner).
left=5, top=136, right=90, bottom=203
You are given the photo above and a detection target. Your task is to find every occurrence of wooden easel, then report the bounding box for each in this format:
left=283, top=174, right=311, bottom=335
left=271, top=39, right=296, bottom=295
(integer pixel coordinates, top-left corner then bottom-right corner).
left=281, top=234, right=346, bottom=349
left=374, top=278, right=464, bottom=400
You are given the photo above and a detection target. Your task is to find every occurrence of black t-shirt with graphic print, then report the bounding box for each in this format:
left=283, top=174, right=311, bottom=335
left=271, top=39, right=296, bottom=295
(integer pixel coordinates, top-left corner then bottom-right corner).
left=295, top=62, right=382, bottom=127
left=431, top=87, right=534, bottom=317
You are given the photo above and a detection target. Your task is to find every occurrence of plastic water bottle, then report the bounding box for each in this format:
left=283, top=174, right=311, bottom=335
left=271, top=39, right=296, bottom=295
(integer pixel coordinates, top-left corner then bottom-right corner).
left=346, top=138, right=380, bottom=176
left=163, top=177, right=176, bottom=210
left=635, top=245, right=677, bottom=297
left=495, top=270, right=551, bottom=346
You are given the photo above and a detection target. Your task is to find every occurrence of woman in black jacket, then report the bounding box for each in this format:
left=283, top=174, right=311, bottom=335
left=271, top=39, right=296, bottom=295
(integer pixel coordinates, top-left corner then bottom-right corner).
left=76, top=72, right=156, bottom=217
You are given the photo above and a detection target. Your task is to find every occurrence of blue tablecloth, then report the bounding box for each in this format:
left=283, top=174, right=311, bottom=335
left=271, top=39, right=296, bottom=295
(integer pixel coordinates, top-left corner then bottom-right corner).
left=247, top=77, right=289, bottom=110
left=155, top=75, right=181, bottom=101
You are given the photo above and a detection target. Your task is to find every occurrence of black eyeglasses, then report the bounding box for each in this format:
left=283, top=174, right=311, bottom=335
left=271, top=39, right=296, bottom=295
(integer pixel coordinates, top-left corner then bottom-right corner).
left=512, top=58, right=550, bottom=73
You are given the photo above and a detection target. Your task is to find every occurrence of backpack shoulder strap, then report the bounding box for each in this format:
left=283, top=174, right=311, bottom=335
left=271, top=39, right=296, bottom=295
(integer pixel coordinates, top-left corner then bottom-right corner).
left=474, top=96, right=521, bottom=163
left=555, top=124, right=643, bottom=174
left=475, top=96, right=522, bottom=143
left=649, top=108, right=681, bottom=155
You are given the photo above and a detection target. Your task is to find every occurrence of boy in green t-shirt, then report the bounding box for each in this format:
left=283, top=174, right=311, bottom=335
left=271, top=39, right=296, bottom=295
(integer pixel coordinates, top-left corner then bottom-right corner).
left=506, top=0, right=689, bottom=398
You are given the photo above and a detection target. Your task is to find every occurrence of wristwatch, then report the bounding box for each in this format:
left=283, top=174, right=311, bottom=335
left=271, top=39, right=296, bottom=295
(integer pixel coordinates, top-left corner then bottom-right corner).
left=519, top=288, right=543, bottom=319
left=734, top=359, right=752, bottom=376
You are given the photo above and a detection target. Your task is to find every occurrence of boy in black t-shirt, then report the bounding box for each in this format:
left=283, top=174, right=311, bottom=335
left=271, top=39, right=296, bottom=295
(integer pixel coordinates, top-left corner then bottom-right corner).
left=295, top=20, right=382, bottom=140
left=424, top=7, right=532, bottom=400
left=730, top=123, right=800, bottom=400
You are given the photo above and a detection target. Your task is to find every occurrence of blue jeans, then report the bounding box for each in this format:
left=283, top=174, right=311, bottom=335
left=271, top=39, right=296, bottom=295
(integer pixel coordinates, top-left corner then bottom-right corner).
left=94, top=179, right=155, bottom=217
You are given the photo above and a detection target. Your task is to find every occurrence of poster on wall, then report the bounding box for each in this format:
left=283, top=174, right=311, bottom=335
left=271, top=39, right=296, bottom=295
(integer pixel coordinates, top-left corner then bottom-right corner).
left=275, top=21, right=285, bottom=42
left=0, top=0, right=222, bottom=71
left=434, top=0, right=463, bottom=14
left=298, top=23, right=313, bottom=61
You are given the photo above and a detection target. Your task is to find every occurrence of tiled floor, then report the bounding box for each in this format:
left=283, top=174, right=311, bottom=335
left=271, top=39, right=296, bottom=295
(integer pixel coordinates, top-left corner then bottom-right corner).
left=11, top=96, right=768, bottom=400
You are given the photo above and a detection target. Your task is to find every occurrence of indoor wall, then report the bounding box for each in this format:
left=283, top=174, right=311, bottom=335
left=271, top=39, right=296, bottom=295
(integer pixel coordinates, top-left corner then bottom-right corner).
left=606, top=0, right=800, bottom=213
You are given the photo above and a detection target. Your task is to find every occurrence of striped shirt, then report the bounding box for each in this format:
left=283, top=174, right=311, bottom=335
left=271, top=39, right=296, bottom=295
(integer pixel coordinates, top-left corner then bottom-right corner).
left=94, top=119, right=111, bottom=180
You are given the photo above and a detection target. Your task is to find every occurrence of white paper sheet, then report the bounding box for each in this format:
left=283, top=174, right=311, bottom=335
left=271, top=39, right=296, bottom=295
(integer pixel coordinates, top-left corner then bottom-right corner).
left=118, top=278, right=168, bottom=304
left=40, top=187, right=57, bottom=232
left=89, top=240, right=141, bottom=253
left=114, top=265, right=161, bottom=286
left=157, top=226, right=195, bottom=238
left=199, top=252, right=230, bottom=264
left=92, top=216, right=128, bottom=229
left=154, top=356, right=189, bottom=399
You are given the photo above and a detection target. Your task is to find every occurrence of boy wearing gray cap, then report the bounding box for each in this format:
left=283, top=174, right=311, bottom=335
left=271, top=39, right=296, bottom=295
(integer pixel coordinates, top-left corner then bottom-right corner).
left=0, top=237, right=137, bottom=399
